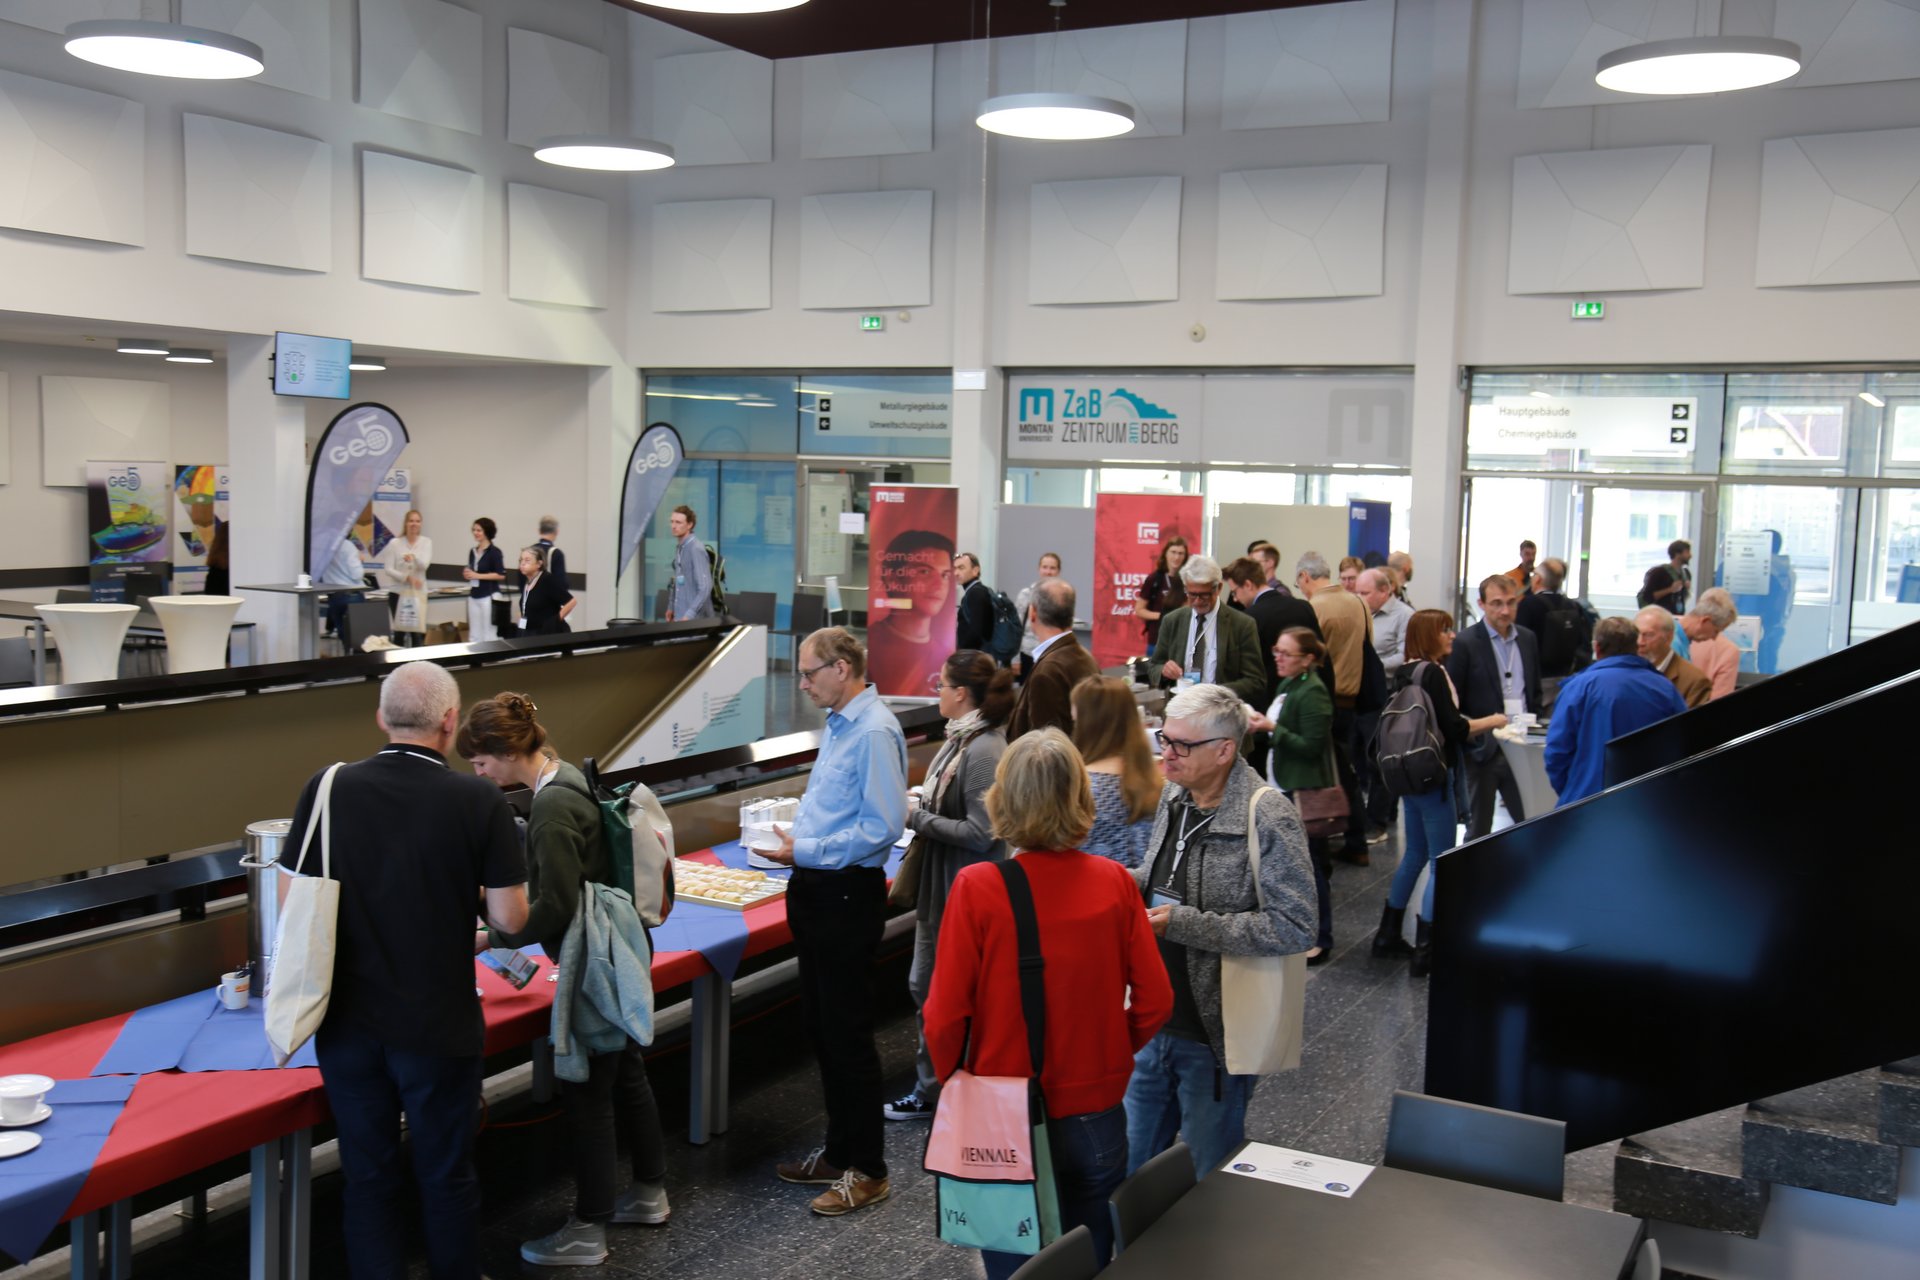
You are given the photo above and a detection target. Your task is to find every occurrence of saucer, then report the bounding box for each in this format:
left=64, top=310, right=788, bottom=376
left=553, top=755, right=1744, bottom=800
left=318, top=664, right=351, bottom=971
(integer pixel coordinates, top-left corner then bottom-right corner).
left=0, top=1131, right=42, bottom=1158
left=0, top=1103, right=50, bottom=1128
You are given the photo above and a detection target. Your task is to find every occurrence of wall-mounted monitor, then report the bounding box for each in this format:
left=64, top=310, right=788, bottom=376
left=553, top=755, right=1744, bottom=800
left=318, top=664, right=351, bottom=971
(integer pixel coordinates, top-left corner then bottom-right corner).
left=273, top=332, right=351, bottom=400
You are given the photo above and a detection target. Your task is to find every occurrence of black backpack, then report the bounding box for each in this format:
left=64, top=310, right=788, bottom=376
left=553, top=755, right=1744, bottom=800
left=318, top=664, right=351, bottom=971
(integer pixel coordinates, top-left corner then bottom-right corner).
left=986, top=589, right=1023, bottom=663
left=1372, top=661, right=1449, bottom=798
left=704, top=543, right=727, bottom=615
left=1533, top=593, right=1588, bottom=676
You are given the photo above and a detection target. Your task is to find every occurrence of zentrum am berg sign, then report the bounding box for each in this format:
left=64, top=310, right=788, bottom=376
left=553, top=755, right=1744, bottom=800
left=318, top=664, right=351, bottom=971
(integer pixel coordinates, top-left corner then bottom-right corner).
left=1006, top=376, right=1204, bottom=463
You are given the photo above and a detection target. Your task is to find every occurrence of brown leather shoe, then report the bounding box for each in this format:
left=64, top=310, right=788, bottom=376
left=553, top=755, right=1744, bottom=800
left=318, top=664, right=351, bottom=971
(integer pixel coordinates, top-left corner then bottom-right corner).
left=776, top=1147, right=845, bottom=1185
left=1335, top=848, right=1371, bottom=867
left=810, top=1169, right=891, bottom=1216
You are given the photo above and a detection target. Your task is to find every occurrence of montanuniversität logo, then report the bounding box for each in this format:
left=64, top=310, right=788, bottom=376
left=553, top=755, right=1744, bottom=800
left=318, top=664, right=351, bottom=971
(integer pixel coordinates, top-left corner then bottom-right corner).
left=1017, top=386, right=1180, bottom=448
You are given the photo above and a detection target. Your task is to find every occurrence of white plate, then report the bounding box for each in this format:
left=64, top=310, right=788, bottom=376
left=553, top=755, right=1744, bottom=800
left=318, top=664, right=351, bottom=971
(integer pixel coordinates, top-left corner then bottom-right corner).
left=0, top=1131, right=42, bottom=1158
left=0, top=1103, right=51, bottom=1128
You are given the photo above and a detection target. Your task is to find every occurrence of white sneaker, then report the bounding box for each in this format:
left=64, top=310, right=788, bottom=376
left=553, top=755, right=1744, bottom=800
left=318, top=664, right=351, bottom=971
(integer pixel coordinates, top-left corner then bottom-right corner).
left=612, top=1181, right=671, bottom=1225
left=520, top=1216, right=608, bottom=1267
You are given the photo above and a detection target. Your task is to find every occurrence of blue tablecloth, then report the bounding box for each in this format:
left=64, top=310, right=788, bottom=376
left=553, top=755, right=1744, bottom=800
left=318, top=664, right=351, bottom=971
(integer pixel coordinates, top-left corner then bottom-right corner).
left=90, top=989, right=317, bottom=1078
left=0, top=1077, right=136, bottom=1265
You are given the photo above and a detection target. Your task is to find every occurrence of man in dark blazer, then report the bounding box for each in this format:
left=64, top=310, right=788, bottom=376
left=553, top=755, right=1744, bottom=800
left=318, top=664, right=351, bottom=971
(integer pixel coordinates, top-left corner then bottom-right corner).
left=952, top=552, right=995, bottom=653
left=1223, top=556, right=1320, bottom=703
left=1148, top=555, right=1269, bottom=708
left=1006, top=579, right=1099, bottom=741
left=1447, top=573, right=1543, bottom=839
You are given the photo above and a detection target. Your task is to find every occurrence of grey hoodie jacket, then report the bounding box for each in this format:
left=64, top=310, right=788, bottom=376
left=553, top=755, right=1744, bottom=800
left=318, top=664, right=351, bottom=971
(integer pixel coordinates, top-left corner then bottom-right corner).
left=1132, top=761, right=1316, bottom=1071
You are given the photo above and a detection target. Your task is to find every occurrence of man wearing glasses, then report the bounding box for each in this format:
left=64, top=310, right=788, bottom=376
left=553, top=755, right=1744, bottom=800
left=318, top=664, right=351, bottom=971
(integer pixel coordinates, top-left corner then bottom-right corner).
left=765, top=628, right=908, bottom=1217
left=1147, top=555, right=1269, bottom=711
left=1125, top=684, right=1316, bottom=1181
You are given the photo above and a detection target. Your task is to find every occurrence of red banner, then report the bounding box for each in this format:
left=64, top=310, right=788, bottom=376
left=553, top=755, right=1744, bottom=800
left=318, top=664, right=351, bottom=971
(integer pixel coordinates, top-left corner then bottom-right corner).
left=866, top=484, right=958, bottom=697
left=1092, top=492, right=1205, bottom=668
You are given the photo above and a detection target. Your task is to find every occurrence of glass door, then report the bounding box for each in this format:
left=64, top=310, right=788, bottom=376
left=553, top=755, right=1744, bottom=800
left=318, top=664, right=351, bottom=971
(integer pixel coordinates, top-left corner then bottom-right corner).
left=1578, top=483, right=1710, bottom=620
left=797, top=460, right=951, bottom=617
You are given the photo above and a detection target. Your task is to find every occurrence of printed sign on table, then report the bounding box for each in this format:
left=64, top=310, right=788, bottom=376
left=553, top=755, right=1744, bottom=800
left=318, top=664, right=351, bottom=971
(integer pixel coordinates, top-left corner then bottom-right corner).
left=86, top=460, right=172, bottom=601
left=1092, top=491, right=1204, bottom=668
left=866, top=484, right=958, bottom=697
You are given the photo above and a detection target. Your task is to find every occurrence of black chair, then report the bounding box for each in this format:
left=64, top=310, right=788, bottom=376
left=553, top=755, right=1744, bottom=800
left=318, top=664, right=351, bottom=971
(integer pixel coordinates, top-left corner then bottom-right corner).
left=342, top=600, right=393, bottom=654
left=55, top=588, right=91, bottom=604
left=653, top=588, right=670, bottom=621
left=1109, top=1139, right=1195, bottom=1254
left=1008, top=1225, right=1098, bottom=1280
left=731, top=590, right=776, bottom=628
left=0, top=637, right=33, bottom=688
left=1382, top=1089, right=1567, bottom=1201
left=772, top=590, right=827, bottom=665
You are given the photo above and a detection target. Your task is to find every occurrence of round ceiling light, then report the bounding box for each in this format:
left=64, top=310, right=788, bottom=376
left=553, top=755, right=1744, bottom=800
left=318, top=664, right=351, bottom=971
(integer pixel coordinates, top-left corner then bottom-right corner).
left=65, top=20, right=265, bottom=80
left=348, top=356, right=387, bottom=372
left=534, top=135, right=676, bottom=172
left=977, top=93, right=1135, bottom=141
left=631, top=0, right=807, bottom=11
left=164, top=348, right=214, bottom=364
left=1595, top=36, right=1800, bottom=96
left=117, top=338, right=170, bottom=355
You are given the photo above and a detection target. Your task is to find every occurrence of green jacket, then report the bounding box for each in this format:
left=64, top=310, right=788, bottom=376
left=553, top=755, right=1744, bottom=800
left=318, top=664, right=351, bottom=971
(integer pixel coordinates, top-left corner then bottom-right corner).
left=491, top=760, right=611, bottom=958
left=1267, top=670, right=1335, bottom=792
left=1149, top=604, right=1269, bottom=707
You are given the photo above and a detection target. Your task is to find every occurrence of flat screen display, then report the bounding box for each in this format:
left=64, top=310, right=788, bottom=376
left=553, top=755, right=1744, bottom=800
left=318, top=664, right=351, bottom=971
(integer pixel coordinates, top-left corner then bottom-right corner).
left=273, top=332, right=352, bottom=399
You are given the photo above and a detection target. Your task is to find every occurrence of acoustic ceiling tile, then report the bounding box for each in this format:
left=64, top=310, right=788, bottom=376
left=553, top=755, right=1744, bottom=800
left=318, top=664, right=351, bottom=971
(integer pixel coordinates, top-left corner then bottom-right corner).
left=798, top=45, right=933, bottom=159
left=1756, top=127, right=1920, bottom=287
left=361, top=150, right=482, bottom=292
left=0, top=70, right=144, bottom=246
left=1028, top=176, right=1182, bottom=305
left=1508, top=144, right=1711, bottom=293
left=1221, top=0, right=1395, bottom=130
left=507, top=27, right=609, bottom=148
left=39, top=375, right=169, bottom=488
left=1515, top=0, right=1697, bottom=109
left=652, top=49, right=772, bottom=167
left=799, top=189, right=932, bottom=309
left=0, top=0, right=136, bottom=34
left=507, top=183, right=609, bottom=309
left=1777, top=0, right=1920, bottom=89
left=999, top=20, right=1187, bottom=137
left=358, top=0, right=482, bottom=135
left=1216, top=164, right=1386, bottom=299
left=650, top=198, right=772, bottom=312
left=183, top=0, right=330, bottom=99
left=183, top=114, right=331, bottom=272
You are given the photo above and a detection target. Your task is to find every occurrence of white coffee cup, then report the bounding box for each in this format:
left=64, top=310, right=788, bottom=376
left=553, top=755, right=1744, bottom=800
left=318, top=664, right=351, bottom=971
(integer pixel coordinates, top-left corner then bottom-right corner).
left=0, top=1074, right=52, bottom=1123
left=219, top=969, right=251, bottom=1010
left=296, top=572, right=312, bottom=588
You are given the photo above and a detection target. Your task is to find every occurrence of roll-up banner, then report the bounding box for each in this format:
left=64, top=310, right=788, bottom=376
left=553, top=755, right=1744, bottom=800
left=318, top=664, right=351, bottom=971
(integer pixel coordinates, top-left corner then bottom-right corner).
left=618, top=423, right=686, bottom=578
left=172, top=465, right=230, bottom=594
left=86, top=460, right=173, bottom=601
left=1092, top=491, right=1204, bottom=669
left=306, top=403, right=408, bottom=580
left=866, top=484, right=958, bottom=698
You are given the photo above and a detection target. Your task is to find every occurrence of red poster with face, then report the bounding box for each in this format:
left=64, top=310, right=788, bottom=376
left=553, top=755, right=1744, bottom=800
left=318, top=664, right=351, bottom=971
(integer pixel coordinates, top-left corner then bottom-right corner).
left=866, top=485, right=959, bottom=697
left=1092, top=492, right=1205, bottom=669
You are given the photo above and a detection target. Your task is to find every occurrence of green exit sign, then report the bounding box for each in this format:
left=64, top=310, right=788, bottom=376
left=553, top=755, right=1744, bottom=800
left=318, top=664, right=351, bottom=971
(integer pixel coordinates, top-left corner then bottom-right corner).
left=1571, top=300, right=1605, bottom=319
left=860, top=314, right=885, bottom=331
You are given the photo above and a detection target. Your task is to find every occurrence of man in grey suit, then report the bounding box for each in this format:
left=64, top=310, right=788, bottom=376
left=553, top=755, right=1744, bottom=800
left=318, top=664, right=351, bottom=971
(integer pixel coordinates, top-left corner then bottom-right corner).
left=1148, top=555, right=1268, bottom=709
left=1447, top=574, right=1543, bottom=839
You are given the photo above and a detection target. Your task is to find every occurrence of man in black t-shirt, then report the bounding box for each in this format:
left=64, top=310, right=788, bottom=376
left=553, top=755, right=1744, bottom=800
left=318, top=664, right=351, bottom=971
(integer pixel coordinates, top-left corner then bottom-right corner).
left=287, top=662, right=527, bottom=1280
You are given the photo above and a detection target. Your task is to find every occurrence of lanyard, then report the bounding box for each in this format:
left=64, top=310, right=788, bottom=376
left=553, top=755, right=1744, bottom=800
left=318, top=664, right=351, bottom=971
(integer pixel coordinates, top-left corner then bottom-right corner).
left=1167, top=802, right=1217, bottom=881
left=378, top=745, right=447, bottom=769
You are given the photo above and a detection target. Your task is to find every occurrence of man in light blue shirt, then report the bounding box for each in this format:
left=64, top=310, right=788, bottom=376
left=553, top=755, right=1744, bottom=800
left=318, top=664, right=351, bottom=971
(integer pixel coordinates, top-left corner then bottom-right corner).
left=665, top=505, right=713, bottom=621
left=766, top=627, right=906, bottom=1216
left=321, top=533, right=368, bottom=640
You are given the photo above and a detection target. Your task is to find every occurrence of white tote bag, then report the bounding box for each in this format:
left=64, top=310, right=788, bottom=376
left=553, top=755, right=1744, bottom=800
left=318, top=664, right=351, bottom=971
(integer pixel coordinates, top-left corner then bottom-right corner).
left=1218, top=786, right=1308, bottom=1076
left=266, top=763, right=343, bottom=1067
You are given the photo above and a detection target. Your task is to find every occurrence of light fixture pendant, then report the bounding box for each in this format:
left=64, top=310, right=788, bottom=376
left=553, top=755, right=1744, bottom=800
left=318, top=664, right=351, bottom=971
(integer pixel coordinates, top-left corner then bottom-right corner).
left=164, top=348, right=214, bottom=364
left=534, top=135, right=676, bottom=172
left=976, top=92, right=1135, bottom=141
left=348, top=356, right=387, bottom=372
left=631, top=0, right=807, bottom=11
left=117, top=338, right=170, bottom=355
left=1595, top=36, right=1800, bottom=96
left=65, top=19, right=264, bottom=80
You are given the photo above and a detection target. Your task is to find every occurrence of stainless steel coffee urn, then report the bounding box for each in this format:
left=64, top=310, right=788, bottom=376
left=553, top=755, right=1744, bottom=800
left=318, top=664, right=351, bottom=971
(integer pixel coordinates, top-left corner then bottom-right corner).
left=241, top=818, right=292, bottom=994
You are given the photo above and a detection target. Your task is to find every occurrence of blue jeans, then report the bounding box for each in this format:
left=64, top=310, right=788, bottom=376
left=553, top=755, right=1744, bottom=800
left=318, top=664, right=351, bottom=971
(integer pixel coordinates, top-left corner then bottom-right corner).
left=315, top=1021, right=483, bottom=1280
left=1123, top=1032, right=1257, bottom=1182
left=1389, top=786, right=1457, bottom=922
left=982, top=1105, right=1129, bottom=1280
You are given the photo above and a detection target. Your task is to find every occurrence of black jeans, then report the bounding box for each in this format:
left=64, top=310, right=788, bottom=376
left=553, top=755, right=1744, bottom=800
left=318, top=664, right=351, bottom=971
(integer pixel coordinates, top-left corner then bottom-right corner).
left=1351, top=708, right=1394, bottom=830
left=1329, top=706, right=1367, bottom=853
left=788, top=865, right=889, bottom=1178
left=564, top=1038, right=668, bottom=1222
left=314, top=1020, right=482, bottom=1280
left=982, top=1104, right=1129, bottom=1280
left=1462, top=744, right=1525, bottom=840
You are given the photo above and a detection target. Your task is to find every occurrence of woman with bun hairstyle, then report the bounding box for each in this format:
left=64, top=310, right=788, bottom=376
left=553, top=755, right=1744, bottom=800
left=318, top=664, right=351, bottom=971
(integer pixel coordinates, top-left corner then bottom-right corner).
left=458, top=693, right=668, bottom=1267
left=884, top=650, right=1014, bottom=1124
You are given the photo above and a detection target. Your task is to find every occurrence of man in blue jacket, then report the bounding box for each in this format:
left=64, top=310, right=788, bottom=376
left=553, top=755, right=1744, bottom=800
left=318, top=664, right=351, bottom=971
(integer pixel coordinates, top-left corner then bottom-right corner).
left=1545, top=616, right=1689, bottom=803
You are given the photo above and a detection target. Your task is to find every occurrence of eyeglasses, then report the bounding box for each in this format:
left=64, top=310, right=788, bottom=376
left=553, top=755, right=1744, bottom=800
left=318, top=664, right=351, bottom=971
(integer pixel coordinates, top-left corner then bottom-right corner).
left=798, top=660, right=840, bottom=685
left=926, top=674, right=962, bottom=694
left=1153, top=730, right=1229, bottom=758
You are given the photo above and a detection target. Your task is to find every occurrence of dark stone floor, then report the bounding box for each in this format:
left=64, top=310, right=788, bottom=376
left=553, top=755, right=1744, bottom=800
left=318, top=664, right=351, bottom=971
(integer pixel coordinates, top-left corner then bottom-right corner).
left=126, top=841, right=1433, bottom=1279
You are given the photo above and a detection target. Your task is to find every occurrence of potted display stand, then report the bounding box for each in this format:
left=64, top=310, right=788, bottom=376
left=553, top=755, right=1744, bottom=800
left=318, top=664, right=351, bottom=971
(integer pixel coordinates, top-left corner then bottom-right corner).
left=36, top=602, right=139, bottom=685
left=146, top=595, right=245, bottom=674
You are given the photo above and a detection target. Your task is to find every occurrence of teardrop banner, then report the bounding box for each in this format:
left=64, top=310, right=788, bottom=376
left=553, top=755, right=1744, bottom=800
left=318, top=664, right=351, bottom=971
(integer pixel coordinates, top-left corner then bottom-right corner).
left=618, top=423, right=686, bottom=579
left=305, top=403, right=410, bottom=579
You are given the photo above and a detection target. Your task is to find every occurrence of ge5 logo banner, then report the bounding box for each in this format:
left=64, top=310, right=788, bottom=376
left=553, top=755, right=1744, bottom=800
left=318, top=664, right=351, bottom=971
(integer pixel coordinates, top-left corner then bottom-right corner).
left=618, top=423, right=686, bottom=578
left=306, top=404, right=410, bottom=580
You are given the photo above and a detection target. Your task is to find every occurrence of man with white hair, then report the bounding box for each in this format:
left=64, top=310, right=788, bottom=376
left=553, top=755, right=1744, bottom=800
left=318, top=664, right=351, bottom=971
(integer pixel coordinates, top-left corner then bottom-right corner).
left=1635, top=606, right=1712, bottom=709
left=1147, top=554, right=1268, bottom=708
left=1125, top=684, right=1315, bottom=1181
left=287, top=662, right=528, bottom=1280
left=1674, top=588, right=1740, bottom=701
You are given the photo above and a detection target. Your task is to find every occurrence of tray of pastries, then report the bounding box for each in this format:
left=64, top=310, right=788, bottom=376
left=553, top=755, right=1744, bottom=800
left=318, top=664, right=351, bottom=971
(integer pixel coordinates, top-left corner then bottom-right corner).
left=671, top=858, right=787, bottom=911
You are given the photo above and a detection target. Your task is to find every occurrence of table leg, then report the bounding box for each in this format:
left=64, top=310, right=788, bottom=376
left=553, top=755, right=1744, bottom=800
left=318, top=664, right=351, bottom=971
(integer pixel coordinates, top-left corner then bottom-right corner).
left=712, top=977, right=732, bottom=1136
left=688, top=972, right=732, bottom=1144
left=297, top=596, right=319, bottom=662
left=249, top=1139, right=284, bottom=1280
left=104, top=1201, right=131, bottom=1280
left=281, top=1128, right=311, bottom=1280
left=33, top=620, right=47, bottom=685
left=67, top=1210, right=100, bottom=1280
left=531, top=1035, right=555, bottom=1104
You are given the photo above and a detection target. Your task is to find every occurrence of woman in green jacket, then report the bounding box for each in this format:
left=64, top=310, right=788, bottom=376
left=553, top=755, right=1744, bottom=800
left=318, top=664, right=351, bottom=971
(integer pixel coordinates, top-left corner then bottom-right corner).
left=459, top=692, right=669, bottom=1269
left=1247, top=626, right=1335, bottom=964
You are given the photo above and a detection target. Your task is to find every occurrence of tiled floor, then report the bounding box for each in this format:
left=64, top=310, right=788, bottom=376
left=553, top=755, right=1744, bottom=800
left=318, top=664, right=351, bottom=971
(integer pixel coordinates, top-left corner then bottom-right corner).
left=126, top=839, right=1439, bottom=1279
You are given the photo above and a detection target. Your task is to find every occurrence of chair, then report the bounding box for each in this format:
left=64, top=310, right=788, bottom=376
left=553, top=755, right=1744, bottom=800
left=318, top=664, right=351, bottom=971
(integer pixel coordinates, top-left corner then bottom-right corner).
left=0, top=637, right=33, bottom=688
left=342, top=600, right=392, bottom=654
left=1008, top=1225, right=1098, bottom=1280
left=1382, top=1089, right=1567, bottom=1201
left=654, top=588, right=671, bottom=620
left=1109, top=1140, right=1195, bottom=1253
left=773, top=591, right=827, bottom=666
left=124, top=571, right=167, bottom=607
left=731, top=590, right=776, bottom=628
left=55, top=588, right=91, bottom=603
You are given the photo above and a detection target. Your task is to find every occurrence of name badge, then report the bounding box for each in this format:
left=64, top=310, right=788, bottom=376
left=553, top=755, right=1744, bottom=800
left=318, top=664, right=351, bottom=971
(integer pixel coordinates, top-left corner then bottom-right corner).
left=1150, top=886, right=1184, bottom=911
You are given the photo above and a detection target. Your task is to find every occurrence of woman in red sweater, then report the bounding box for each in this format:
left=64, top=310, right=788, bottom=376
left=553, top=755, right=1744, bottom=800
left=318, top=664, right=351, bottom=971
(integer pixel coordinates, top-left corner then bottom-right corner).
left=924, top=727, right=1173, bottom=1279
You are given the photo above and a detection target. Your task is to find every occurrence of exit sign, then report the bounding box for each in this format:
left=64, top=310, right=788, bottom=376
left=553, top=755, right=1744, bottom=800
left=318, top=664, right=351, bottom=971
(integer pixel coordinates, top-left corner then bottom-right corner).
left=860, top=314, right=885, bottom=331
left=1571, top=300, right=1605, bottom=319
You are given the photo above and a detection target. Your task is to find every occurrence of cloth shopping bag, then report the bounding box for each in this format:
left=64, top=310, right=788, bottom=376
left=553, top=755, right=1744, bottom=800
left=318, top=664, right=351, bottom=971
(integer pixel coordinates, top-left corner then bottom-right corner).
left=1219, top=786, right=1307, bottom=1075
left=266, top=763, right=342, bottom=1067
